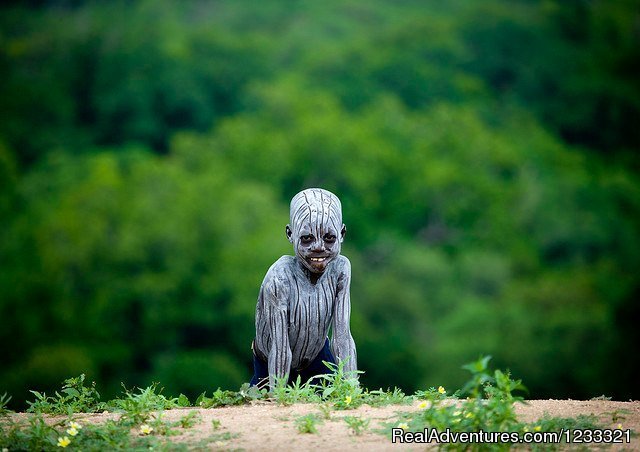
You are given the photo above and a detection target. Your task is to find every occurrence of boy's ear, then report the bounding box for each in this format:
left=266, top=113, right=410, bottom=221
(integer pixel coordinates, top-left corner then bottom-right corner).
left=340, top=224, right=347, bottom=243
left=286, top=224, right=294, bottom=243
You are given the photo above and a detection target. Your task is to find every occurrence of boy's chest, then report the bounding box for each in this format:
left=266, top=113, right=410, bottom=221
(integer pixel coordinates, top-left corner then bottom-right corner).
left=287, top=275, right=337, bottom=326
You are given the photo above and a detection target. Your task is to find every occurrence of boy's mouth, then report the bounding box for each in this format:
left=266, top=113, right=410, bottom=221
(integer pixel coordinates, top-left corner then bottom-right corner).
left=309, top=257, right=327, bottom=262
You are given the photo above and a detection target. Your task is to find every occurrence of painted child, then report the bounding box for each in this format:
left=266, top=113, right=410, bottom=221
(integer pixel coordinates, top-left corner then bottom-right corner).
left=251, top=188, right=357, bottom=390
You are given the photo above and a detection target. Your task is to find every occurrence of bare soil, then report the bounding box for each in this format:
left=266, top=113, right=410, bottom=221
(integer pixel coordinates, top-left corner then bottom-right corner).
left=11, top=399, right=640, bottom=450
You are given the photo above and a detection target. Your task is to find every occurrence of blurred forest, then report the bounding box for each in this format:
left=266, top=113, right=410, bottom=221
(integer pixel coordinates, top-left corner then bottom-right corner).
left=1, top=0, right=639, bottom=408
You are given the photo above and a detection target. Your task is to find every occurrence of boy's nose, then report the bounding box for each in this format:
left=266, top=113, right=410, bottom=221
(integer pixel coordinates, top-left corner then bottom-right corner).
left=311, top=241, right=325, bottom=252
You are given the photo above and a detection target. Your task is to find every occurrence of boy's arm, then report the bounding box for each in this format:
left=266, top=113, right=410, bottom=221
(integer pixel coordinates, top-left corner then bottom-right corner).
left=262, top=272, right=292, bottom=390
left=331, top=257, right=357, bottom=373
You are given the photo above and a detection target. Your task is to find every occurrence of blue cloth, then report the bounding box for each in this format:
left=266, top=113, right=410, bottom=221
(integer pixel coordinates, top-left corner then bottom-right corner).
left=250, top=337, right=336, bottom=387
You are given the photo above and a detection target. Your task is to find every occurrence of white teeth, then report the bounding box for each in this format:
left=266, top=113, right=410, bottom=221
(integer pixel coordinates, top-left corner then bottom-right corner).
left=310, top=257, right=326, bottom=262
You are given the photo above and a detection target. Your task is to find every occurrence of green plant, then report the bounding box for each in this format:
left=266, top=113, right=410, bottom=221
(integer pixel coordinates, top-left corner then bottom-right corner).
left=395, top=357, right=527, bottom=434
left=318, top=402, right=332, bottom=420
left=343, top=415, right=370, bottom=435
left=0, top=413, right=61, bottom=450
left=77, top=419, right=137, bottom=450
left=460, top=366, right=528, bottom=433
left=3, top=378, right=232, bottom=451
left=26, top=374, right=104, bottom=415
left=0, top=392, right=12, bottom=416
left=108, top=382, right=179, bottom=425
left=605, top=409, right=629, bottom=423
left=177, top=393, right=191, bottom=407
left=194, top=431, right=240, bottom=449
left=295, top=413, right=322, bottom=434
left=362, top=387, right=411, bottom=407
left=272, top=375, right=320, bottom=405
left=179, top=410, right=202, bottom=429
left=196, top=383, right=266, bottom=408
left=459, top=355, right=495, bottom=399
left=415, top=386, right=454, bottom=401
left=382, top=356, right=610, bottom=451
left=315, top=359, right=364, bottom=409
left=2, top=357, right=619, bottom=451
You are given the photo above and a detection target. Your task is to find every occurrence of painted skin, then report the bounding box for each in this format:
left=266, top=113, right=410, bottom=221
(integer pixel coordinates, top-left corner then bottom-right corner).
left=254, top=188, right=357, bottom=390
left=286, top=218, right=346, bottom=281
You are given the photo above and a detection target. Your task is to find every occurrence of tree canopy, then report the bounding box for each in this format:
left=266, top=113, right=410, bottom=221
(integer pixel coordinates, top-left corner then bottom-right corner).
left=1, top=0, right=639, bottom=407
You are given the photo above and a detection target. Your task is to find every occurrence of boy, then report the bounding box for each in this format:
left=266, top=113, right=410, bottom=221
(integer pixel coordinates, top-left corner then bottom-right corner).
left=250, top=188, right=357, bottom=390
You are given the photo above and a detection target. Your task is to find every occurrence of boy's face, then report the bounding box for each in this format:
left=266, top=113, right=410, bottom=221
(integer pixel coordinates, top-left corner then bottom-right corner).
left=287, top=189, right=346, bottom=274
left=288, top=217, right=345, bottom=274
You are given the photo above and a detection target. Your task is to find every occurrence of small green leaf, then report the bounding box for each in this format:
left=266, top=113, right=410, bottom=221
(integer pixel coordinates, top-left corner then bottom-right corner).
left=177, top=394, right=190, bottom=407
left=62, top=388, right=80, bottom=398
left=195, top=392, right=206, bottom=407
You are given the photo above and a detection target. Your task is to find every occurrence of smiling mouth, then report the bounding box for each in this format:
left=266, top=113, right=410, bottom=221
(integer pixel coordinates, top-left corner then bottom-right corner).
left=309, top=257, right=327, bottom=263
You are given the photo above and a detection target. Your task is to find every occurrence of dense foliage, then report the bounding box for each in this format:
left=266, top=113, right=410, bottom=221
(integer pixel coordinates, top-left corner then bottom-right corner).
left=1, top=0, right=639, bottom=407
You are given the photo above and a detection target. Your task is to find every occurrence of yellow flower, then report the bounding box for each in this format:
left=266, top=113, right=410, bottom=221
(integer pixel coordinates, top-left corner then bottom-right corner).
left=345, top=396, right=352, bottom=405
left=465, top=412, right=474, bottom=419
left=66, top=427, right=78, bottom=437
left=140, top=424, right=154, bottom=435
left=57, top=437, right=71, bottom=448
left=418, top=401, right=429, bottom=409
left=523, top=426, right=529, bottom=432
left=453, top=411, right=461, bottom=416
left=534, top=425, right=541, bottom=432
left=616, top=424, right=623, bottom=430
left=69, top=421, right=82, bottom=430
left=438, top=386, right=446, bottom=394
left=397, top=422, right=409, bottom=430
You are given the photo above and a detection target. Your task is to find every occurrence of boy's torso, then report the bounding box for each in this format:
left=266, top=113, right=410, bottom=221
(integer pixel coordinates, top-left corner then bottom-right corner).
left=254, top=255, right=345, bottom=371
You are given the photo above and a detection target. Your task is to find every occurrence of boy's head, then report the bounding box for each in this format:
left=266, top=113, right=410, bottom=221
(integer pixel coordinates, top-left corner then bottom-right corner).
left=286, top=188, right=346, bottom=274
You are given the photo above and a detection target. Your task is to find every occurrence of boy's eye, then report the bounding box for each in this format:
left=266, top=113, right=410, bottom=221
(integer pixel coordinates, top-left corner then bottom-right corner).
left=300, top=235, right=314, bottom=243
left=323, top=233, right=336, bottom=242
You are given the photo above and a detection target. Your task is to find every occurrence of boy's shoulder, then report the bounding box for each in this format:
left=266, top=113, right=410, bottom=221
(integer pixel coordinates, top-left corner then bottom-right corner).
left=260, top=256, right=295, bottom=300
left=272, top=255, right=297, bottom=269
left=333, top=255, right=351, bottom=273
left=263, top=255, right=297, bottom=279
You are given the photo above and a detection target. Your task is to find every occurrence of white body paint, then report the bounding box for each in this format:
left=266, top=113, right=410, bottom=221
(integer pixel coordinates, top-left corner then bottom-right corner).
left=254, top=188, right=357, bottom=389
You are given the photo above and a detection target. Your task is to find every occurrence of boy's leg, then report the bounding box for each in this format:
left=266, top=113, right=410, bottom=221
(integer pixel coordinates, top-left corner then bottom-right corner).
left=298, top=338, right=336, bottom=383
left=249, top=341, right=269, bottom=387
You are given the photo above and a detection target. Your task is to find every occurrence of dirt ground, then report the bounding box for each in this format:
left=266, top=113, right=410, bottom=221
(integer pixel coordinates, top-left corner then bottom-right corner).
left=11, top=399, right=640, bottom=450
